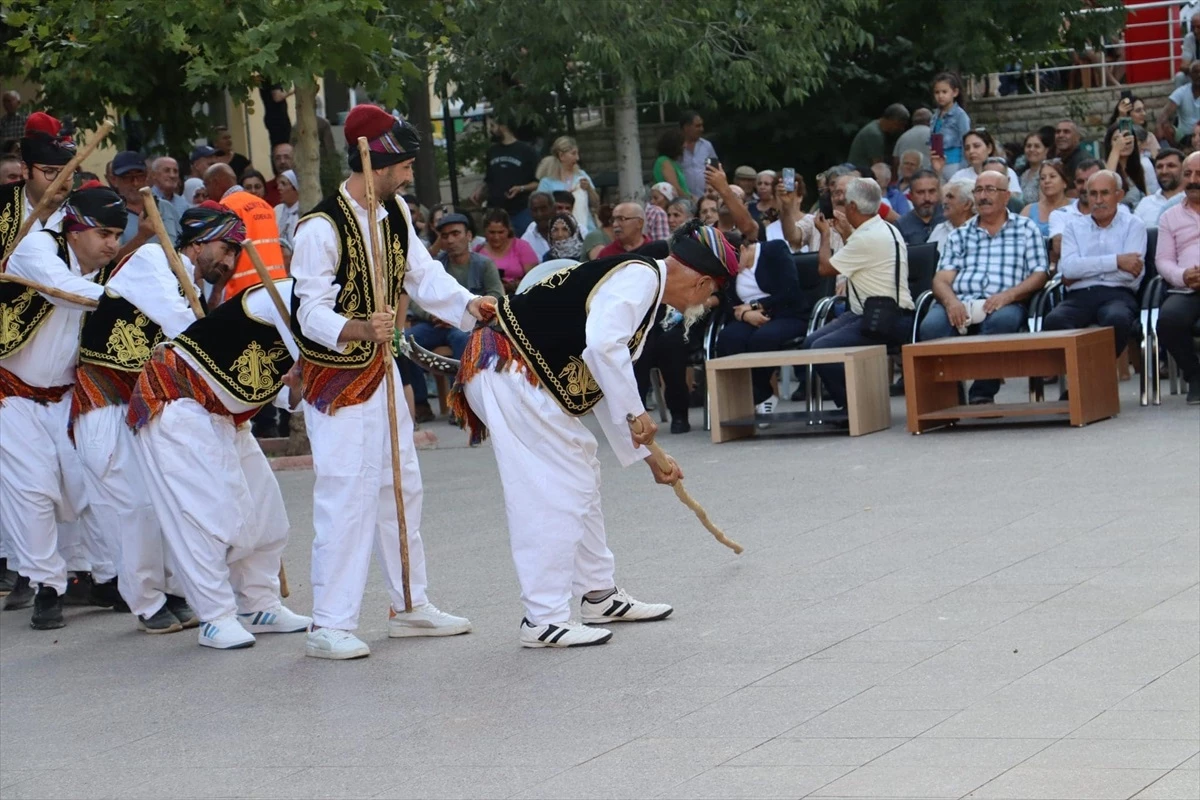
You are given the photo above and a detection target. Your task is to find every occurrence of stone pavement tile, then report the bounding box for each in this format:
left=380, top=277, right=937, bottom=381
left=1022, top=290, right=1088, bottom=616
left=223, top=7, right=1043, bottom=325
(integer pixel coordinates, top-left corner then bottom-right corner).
left=754, top=658, right=915, bottom=689
left=0, top=770, right=35, bottom=790
left=1069, top=710, right=1200, bottom=741
left=1137, top=587, right=1200, bottom=622
left=882, top=640, right=1078, bottom=686
left=1132, top=770, right=1200, bottom=800
left=804, top=638, right=958, bottom=664
left=725, top=738, right=907, bottom=767
left=781, top=708, right=956, bottom=739
left=511, top=737, right=762, bottom=800
left=934, top=582, right=1074, bottom=604
left=123, top=768, right=308, bottom=799
left=1177, top=753, right=1199, bottom=769
left=651, top=687, right=833, bottom=739
left=813, top=764, right=1002, bottom=798
left=853, top=602, right=1034, bottom=641
left=1022, top=739, right=1200, bottom=770
left=246, top=768, right=428, bottom=800
left=832, top=681, right=1009, bottom=712
left=866, top=737, right=1053, bottom=769
left=0, top=768, right=155, bottom=800
left=657, top=765, right=852, bottom=799
left=1115, top=660, right=1200, bottom=713
left=922, top=683, right=1137, bottom=740
left=644, top=657, right=797, bottom=689
left=372, top=766, right=551, bottom=799
left=968, top=767, right=1170, bottom=799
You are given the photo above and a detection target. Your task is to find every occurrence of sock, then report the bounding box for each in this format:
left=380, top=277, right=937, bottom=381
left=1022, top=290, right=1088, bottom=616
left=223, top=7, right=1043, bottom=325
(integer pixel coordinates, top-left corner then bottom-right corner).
left=584, top=587, right=617, bottom=603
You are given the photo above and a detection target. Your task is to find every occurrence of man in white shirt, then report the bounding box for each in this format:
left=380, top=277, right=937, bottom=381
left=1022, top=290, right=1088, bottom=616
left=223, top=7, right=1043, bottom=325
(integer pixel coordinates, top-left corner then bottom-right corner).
left=520, top=192, right=554, bottom=259
left=1049, top=158, right=1105, bottom=264
left=1043, top=170, right=1146, bottom=363
left=451, top=224, right=735, bottom=648
left=0, top=186, right=125, bottom=630
left=678, top=110, right=719, bottom=199
left=1133, top=148, right=1186, bottom=226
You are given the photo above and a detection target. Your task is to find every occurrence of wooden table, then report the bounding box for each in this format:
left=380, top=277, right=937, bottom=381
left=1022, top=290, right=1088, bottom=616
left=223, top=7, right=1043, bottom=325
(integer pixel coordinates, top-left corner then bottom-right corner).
left=902, top=329, right=1120, bottom=434
left=705, top=346, right=890, bottom=443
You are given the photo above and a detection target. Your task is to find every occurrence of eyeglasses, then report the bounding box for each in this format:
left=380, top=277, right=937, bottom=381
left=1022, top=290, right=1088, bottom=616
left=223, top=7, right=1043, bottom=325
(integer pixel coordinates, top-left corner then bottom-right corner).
left=972, top=186, right=1007, bottom=196
left=1045, top=158, right=1063, bottom=165
left=610, top=215, right=641, bottom=223
left=33, top=165, right=74, bottom=182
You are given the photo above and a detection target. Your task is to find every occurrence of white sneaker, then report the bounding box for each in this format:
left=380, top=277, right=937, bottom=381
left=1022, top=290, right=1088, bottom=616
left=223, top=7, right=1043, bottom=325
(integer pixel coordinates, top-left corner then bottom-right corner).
left=755, top=395, right=779, bottom=429
left=238, top=605, right=311, bottom=633
left=519, top=618, right=612, bottom=648
left=198, top=614, right=256, bottom=650
left=581, top=587, right=673, bottom=624
left=305, top=626, right=370, bottom=660
left=388, top=602, right=472, bottom=638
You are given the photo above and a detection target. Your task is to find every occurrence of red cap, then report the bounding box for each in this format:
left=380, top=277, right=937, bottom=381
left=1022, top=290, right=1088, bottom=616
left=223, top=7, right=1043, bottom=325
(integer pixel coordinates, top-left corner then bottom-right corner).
left=344, top=105, right=396, bottom=147
left=24, top=112, right=63, bottom=138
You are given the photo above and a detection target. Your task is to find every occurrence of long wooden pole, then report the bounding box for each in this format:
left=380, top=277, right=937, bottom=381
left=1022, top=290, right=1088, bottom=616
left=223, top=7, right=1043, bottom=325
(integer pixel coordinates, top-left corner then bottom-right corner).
left=1, top=120, right=116, bottom=269
left=0, top=272, right=98, bottom=308
left=138, top=187, right=204, bottom=319
left=357, top=137, right=412, bottom=612
left=627, top=414, right=744, bottom=554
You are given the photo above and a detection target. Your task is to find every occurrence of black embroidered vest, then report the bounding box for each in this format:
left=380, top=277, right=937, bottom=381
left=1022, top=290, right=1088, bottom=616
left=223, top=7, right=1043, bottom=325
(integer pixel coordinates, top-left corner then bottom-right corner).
left=0, top=229, right=70, bottom=358
left=171, top=283, right=294, bottom=406
left=0, top=181, right=24, bottom=257
left=496, top=254, right=661, bottom=416
left=78, top=255, right=170, bottom=373
left=291, top=190, right=408, bottom=369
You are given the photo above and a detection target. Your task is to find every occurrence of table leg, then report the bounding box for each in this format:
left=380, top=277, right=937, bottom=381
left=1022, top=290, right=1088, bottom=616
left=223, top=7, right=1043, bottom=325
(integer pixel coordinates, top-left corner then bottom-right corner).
left=903, top=351, right=960, bottom=433
left=1065, top=331, right=1120, bottom=425
left=844, top=350, right=891, bottom=436
left=707, top=366, right=755, bottom=443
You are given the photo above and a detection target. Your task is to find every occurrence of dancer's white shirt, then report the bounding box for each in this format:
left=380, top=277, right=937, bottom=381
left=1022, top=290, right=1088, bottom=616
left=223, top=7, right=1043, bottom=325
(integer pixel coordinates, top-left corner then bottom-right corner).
left=105, top=244, right=202, bottom=340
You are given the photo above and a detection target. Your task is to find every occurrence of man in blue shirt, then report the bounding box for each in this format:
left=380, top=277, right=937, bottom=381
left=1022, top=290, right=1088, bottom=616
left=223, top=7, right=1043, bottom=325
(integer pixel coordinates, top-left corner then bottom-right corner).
left=896, top=170, right=945, bottom=245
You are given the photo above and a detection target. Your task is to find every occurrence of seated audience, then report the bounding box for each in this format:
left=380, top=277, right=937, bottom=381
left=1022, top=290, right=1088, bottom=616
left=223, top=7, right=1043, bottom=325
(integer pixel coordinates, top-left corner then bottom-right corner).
left=1176, top=13, right=1200, bottom=87
left=928, top=178, right=976, bottom=251
left=698, top=196, right=720, bottom=227
left=1049, top=158, right=1105, bottom=265
left=581, top=203, right=613, bottom=258
left=897, top=169, right=945, bottom=245
left=943, top=128, right=1023, bottom=194
left=596, top=202, right=648, bottom=256
left=1154, top=151, right=1200, bottom=404
left=520, top=191, right=554, bottom=259
left=474, top=208, right=540, bottom=293
left=896, top=150, right=925, bottom=194
left=1020, top=159, right=1072, bottom=237
left=241, top=169, right=268, bottom=200
left=733, top=165, right=758, bottom=197
left=707, top=164, right=760, bottom=242
left=1104, top=123, right=1148, bottom=208
left=1134, top=148, right=1186, bottom=225
left=1159, top=61, right=1200, bottom=146
left=645, top=182, right=674, bottom=241
left=804, top=178, right=914, bottom=408
left=1019, top=129, right=1053, bottom=206
left=1044, top=170, right=1147, bottom=365
left=667, top=196, right=696, bottom=231
left=918, top=170, right=1050, bottom=403
left=544, top=212, right=585, bottom=261
left=750, top=170, right=778, bottom=223
left=871, top=162, right=912, bottom=216
left=786, top=166, right=855, bottom=254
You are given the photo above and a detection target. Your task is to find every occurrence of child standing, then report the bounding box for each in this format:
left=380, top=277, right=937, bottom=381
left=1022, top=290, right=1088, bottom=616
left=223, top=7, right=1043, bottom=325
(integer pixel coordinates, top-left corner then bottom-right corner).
left=930, top=73, right=971, bottom=180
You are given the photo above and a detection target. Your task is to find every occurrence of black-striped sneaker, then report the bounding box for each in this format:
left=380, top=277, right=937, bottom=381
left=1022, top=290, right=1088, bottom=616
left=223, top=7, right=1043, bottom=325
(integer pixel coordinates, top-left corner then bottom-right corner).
left=519, top=618, right=612, bottom=648
left=581, top=587, right=673, bottom=624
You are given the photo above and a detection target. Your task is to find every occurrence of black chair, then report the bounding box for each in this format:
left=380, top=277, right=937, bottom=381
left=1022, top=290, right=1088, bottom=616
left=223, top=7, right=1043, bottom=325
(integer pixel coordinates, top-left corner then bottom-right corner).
left=1140, top=227, right=1199, bottom=405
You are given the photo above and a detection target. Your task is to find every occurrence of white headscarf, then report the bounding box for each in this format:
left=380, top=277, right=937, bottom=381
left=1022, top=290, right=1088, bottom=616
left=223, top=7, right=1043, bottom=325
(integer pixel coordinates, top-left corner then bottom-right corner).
left=183, top=177, right=205, bottom=206
left=281, top=169, right=298, bottom=197
left=651, top=181, right=676, bottom=202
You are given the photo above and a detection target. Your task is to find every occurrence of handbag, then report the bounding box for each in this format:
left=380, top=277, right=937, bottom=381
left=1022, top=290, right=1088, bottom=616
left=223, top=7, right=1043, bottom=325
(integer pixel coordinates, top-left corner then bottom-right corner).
left=849, top=224, right=904, bottom=343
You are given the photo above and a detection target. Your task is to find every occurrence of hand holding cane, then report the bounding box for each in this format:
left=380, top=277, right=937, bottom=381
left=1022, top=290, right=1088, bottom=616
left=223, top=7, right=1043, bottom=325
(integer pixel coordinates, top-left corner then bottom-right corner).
left=138, top=187, right=205, bottom=319
left=2, top=120, right=116, bottom=269
left=358, top=136, right=412, bottom=612
left=0, top=272, right=99, bottom=307
left=628, top=413, right=744, bottom=554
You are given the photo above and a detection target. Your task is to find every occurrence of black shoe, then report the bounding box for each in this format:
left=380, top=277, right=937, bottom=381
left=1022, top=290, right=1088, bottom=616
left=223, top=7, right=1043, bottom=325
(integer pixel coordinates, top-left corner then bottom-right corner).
left=3, top=575, right=34, bottom=610
left=1059, top=389, right=1069, bottom=402
left=889, top=377, right=905, bottom=397
left=789, top=386, right=806, bottom=402
left=164, top=593, right=199, bottom=629
left=670, top=419, right=691, bottom=434
left=137, top=604, right=183, bottom=634
left=30, top=584, right=64, bottom=630
left=0, top=564, right=17, bottom=595
left=63, top=571, right=94, bottom=606
left=968, top=396, right=995, bottom=406
left=1187, top=381, right=1200, bottom=405
left=90, top=578, right=128, bottom=612
left=414, top=403, right=435, bottom=424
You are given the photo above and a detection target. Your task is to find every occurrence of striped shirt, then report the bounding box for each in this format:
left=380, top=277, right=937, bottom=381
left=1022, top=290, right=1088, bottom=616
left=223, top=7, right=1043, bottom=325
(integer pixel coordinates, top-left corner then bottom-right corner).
left=939, top=211, right=1049, bottom=301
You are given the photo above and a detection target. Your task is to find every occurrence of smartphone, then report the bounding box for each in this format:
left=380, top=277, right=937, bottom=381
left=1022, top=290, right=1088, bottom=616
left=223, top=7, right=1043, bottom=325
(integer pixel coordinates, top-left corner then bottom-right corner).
left=930, top=133, right=945, bottom=158
left=781, top=167, right=795, bottom=193
left=1120, top=89, right=1133, bottom=101
left=705, top=157, right=720, bottom=169
left=818, top=191, right=834, bottom=219
left=1118, top=117, right=1134, bottom=135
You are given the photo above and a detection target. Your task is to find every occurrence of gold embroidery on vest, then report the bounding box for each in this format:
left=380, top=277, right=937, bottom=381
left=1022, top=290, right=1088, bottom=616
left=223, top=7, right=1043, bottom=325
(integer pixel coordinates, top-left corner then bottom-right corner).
left=0, top=289, right=35, bottom=348
left=558, top=356, right=600, bottom=402
left=0, top=203, right=16, bottom=249
left=105, top=313, right=153, bottom=367
left=233, top=341, right=288, bottom=392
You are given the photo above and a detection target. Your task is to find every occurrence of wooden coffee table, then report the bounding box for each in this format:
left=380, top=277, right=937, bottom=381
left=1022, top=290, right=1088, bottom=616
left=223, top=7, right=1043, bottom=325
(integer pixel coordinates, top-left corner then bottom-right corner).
left=902, top=329, right=1120, bottom=434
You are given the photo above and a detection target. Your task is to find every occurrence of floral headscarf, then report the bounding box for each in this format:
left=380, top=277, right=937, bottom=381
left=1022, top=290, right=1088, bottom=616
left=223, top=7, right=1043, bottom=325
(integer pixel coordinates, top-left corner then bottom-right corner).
left=546, top=212, right=584, bottom=261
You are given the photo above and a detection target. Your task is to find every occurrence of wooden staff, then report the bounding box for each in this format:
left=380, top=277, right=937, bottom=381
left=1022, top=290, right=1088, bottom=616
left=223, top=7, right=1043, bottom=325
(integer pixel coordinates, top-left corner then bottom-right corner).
left=138, top=187, right=204, bottom=319
left=0, top=272, right=98, bottom=308
left=1, top=120, right=116, bottom=269
left=357, top=137, right=412, bottom=611
left=628, top=414, right=744, bottom=554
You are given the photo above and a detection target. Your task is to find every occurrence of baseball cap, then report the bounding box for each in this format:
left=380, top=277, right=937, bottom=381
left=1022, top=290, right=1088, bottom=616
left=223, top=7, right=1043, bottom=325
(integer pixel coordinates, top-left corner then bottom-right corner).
left=112, top=151, right=147, bottom=176
left=189, top=145, right=218, bottom=163
left=435, top=212, right=472, bottom=232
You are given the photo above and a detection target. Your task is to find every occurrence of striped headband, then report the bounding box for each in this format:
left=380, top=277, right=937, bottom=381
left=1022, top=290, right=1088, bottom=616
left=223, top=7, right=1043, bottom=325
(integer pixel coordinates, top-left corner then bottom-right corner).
left=668, top=222, right=738, bottom=284
left=176, top=203, right=247, bottom=250
left=62, top=186, right=127, bottom=231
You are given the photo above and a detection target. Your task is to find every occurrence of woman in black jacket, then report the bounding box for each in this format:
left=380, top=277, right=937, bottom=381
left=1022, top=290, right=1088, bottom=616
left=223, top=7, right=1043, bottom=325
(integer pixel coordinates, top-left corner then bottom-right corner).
left=716, top=239, right=806, bottom=417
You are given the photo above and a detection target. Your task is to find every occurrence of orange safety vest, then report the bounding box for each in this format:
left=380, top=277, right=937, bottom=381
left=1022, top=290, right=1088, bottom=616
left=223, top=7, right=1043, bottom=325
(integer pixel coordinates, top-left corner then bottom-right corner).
left=221, top=190, right=287, bottom=301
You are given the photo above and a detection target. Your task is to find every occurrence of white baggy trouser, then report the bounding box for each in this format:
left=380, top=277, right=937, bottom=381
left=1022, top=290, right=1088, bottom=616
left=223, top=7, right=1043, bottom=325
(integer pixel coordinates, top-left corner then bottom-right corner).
left=132, top=399, right=286, bottom=623
left=462, top=366, right=616, bottom=625
left=75, top=404, right=182, bottom=618
left=305, top=361, right=430, bottom=630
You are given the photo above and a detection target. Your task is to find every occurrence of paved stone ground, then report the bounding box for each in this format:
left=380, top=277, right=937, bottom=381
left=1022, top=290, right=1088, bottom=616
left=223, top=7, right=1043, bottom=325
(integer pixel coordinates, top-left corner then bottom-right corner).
left=1, top=380, right=1197, bottom=800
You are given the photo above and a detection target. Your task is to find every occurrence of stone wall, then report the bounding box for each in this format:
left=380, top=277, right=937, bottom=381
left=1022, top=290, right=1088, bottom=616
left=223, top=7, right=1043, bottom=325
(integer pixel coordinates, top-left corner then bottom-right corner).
left=573, top=122, right=676, bottom=189
left=969, top=81, right=1176, bottom=146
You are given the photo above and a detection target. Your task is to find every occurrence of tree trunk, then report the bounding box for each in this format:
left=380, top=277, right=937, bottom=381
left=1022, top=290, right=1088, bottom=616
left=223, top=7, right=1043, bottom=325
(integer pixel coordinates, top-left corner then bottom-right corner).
left=407, top=58, right=440, bottom=210
left=614, top=69, right=643, bottom=201
left=286, top=79, right=319, bottom=457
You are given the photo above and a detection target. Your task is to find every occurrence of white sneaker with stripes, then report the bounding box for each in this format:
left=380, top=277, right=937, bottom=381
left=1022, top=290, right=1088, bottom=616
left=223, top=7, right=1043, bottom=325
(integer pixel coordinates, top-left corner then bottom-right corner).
left=581, top=587, right=673, bottom=624
left=519, top=618, right=612, bottom=648
left=198, top=614, right=256, bottom=650
left=238, top=605, right=311, bottom=633
left=388, top=602, right=472, bottom=638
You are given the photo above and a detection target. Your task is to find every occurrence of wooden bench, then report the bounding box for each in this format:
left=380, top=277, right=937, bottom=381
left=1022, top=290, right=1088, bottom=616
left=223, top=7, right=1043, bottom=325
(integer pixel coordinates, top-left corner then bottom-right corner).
left=902, top=328, right=1119, bottom=434
left=705, top=346, right=890, bottom=443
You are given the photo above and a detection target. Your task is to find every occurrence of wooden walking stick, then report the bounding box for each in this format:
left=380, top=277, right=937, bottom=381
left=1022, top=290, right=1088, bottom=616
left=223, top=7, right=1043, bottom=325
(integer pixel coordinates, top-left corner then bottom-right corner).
left=242, top=240, right=293, bottom=599
left=357, top=136, right=412, bottom=611
left=138, top=187, right=204, bottom=319
left=628, top=414, right=744, bottom=554
left=0, top=272, right=99, bottom=307
left=2, top=120, right=116, bottom=269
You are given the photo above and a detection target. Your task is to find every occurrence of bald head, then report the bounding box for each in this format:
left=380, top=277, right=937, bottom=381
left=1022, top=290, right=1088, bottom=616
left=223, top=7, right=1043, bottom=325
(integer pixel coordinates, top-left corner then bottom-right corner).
left=203, top=162, right=237, bottom=200
left=1183, top=151, right=1200, bottom=199
left=151, top=156, right=179, bottom=197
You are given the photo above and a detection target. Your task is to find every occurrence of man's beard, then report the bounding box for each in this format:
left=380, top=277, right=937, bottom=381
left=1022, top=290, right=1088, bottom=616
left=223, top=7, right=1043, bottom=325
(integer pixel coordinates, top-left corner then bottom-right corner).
left=1160, top=176, right=1180, bottom=191
left=680, top=304, right=710, bottom=341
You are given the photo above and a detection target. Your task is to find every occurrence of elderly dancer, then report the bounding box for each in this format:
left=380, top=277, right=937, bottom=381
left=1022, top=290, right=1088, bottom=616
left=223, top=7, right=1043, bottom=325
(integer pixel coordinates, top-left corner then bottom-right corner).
left=72, top=205, right=246, bottom=633
left=291, top=105, right=495, bottom=660
left=451, top=223, right=737, bottom=648
left=0, top=186, right=126, bottom=629
left=128, top=274, right=310, bottom=650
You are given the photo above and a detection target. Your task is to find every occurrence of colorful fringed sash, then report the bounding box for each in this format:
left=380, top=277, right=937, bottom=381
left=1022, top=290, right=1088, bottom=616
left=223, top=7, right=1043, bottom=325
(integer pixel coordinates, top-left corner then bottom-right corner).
left=0, top=365, right=71, bottom=407
left=449, top=325, right=539, bottom=445
left=127, top=347, right=258, bottom=432
left=68, top=362, right=139, bottom=442
left=301, top=353, right=385, bottom=415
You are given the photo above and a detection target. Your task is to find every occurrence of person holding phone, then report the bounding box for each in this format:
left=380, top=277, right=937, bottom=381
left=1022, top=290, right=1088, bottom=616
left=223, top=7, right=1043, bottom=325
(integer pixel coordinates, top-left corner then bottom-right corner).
left=930, top=73, right=971, bottom=179
left=1103, top=123, right=1148, bottom=208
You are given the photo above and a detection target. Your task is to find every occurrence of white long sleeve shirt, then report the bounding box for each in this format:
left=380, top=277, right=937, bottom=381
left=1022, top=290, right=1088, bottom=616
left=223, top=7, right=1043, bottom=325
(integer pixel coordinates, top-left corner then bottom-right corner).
left=2, top=229, right=104, bottom=387
left=104, top=244, right=201, bottom=340
left=291, top=183, right=475, bottom=353
left=582, top=260, right=665, bottom=467
left=1058, top=206, right=1147, bottom=292
left=22, top=188, right=65, bottom=235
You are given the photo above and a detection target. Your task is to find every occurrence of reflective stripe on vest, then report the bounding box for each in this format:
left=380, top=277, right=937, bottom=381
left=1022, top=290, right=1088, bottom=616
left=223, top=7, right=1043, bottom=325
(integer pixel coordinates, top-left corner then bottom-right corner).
left=221, top=191, right=287, bottom=301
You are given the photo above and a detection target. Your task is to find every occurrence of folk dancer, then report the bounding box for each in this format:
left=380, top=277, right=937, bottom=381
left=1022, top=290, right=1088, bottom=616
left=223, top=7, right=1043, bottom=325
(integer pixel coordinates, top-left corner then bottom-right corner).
left=290, top=105, right=494, bottom=660
left=450, top=223, right=738, bottom=647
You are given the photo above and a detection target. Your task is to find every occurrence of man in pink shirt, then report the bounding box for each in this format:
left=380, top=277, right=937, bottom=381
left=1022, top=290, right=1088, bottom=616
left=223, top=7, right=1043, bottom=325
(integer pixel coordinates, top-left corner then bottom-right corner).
left=1154, top=151, right=1200, bottom=404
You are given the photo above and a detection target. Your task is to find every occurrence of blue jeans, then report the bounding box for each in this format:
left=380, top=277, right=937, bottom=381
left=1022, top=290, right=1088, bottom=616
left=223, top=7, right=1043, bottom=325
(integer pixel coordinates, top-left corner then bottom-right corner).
left=804, top=310, right=913, bottom=407
left=918, top=301, right=1026, bottom=401
left=408, top=321, right=470, bottom=406
left=717, top=317, right=808, bottom=404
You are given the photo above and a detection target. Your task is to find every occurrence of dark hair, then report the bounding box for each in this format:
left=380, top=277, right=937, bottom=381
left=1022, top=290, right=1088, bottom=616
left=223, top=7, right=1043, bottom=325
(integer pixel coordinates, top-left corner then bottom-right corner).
left=657, top=127, right=685, bottom=161
left=483, top=208, right=514, bottom=236
left=528, top=191, right=553, bottom=208
left=882, top=103, right=911, bottom=123
left=932, top=72, right=964, bottom=108
left=1108, top=94, right=1144, bottom=127
left=242, top=168, right=267, bottom=186
left=1075, top=157, right=1106, bottom=175
left=552, top=190, right=574, bottom=208
left=910, top=169, right=941, bottom=184
left=963, top=128, right=998, bottom=159
left=597, top=203, right=614, bottom=227
left=1025, top=128, right=1053, bottom=153
left=1154, top=147, right=1185, bottom=164
left=679, top=109, right=702, bottom=128
left=1103, top=124, right=1146, bottom=195
left=1039, top=159, right=1071, bottom=188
